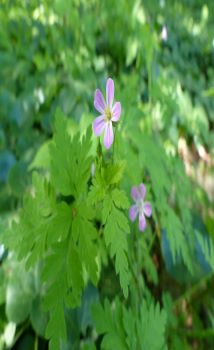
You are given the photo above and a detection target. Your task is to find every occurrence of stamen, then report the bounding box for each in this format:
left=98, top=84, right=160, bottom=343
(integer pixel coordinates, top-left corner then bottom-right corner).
left=105, top=107, right=112, bottom=121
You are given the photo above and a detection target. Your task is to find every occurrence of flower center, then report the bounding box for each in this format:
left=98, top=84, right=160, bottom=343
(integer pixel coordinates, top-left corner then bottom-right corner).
left=137, top=199, right=144, bottom=214
left=105, top=107, right=112, bottom=121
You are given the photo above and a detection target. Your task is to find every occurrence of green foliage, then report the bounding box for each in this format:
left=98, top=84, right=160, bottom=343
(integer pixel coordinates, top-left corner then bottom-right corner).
left=128, top=131, right=194, bottom=272
left=50, top=108, right=93, bottom=197
left=2, top=112, right=100, bottom=349
left=1, top=0, right=214, bottom=349
left=89, top=162, right=131, bottom=297
left=196, top=232, right=214, bottom=269
left=2, top=111, right=133, bottom=348
left=138, top=301, right=167, bottom=350
left=103, top=194, right=130, bottom=298
left=92, top=298, right=167, bottom=350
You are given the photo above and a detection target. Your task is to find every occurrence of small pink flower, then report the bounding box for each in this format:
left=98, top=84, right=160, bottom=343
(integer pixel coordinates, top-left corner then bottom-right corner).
left=129, top=183, right=152, bottom=232
left=93, top=78, right=121, bottom=149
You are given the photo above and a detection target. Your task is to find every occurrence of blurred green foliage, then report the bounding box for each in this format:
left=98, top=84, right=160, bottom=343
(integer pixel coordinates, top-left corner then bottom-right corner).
left=0, top=0, right=214, bottom=349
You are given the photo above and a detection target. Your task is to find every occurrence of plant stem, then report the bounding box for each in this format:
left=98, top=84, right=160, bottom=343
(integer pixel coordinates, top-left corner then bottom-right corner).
left=173, top=272, right=214, bottom=309
left=178, top=328, right=214, bottom=339
left=148, top=66, right=152, bottom=105
left=148, top=232, right=156, bottom=253
left=34, top=335, right=38, bottom=350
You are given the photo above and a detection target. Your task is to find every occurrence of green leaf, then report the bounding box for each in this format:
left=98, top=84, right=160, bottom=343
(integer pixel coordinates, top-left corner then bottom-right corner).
left=66, top=240, right=84, bottom=307
left=5, top=259, right=35, bottom=324
left=50, top=108, right=92, bottom=197
left=104, top=161, right=126, bottom=186
left=8, top=161, right=29, bottom=197
left=30, top=296, right=48, bottom=337
left=92, top=299, right=128, bottom=350
left=196, top=231, right=214, bottom=269
left=123, top=308, right=137, bottom=349
left=29, top=140, right=52, bottom=171
left=42, top=236, right=85, bottom=349
left=111, top=189, right=130, bottom=209
left=75, top=216, right=98, bottom=285
left=102, top=194, right=112, bottom=224
left=103, top=199, right=130, bottom=298
left=46, top=301, right=67, bottom=350
left=137, top=300, right=167, bottom=350
left=13, top=174, right=56, bottom=269
left=92, top=298, right=168, bottom=350
left=46, top=201, right=72, bottom=244
left=6, top=279, right=32, bottom=324
left=88, top=170, right=106, bottom=205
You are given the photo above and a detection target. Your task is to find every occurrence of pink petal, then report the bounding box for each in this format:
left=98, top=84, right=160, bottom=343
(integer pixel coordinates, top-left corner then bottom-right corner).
left=131, top=186, right=140, bottom=201
left=106, top=78, right=114, bottom=108
left=93, top=116, right=106, bottom=136
left=111, top=102, right=121, bottom=122
left=94, top=89, right=106, bottom=114
left=104, top=122, right=114, bottom=149
left=139, top=183, right=146, bottom=199
left=129, top=205, right=138, bottom=222
left=139, top=213, right=146, bottom=232
left=143, top=202, right=152, bottom=217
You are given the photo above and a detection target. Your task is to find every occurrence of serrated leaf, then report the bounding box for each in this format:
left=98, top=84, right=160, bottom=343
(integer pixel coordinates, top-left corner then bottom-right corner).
left=47, top=202, right=72, bottom=244
left=137, top=301, right=167, bottom=350
left=78, top=218, right=98, bottom=285
left=66, top=240, right=84, bottom=307
left=50, top=109, right=92, bottom=197
left=46, top=301, right=66, bottom=350
left=92, top=298, right=167, bottom=350
left=92, top=299, right=128, bottom=350
left=88, top=171, right=106, bottom=205
left=111, top=189, right=130, bottom=209
left=102, top=194, right=112, bottom=224
left=103, top=198, right=130, bottom=297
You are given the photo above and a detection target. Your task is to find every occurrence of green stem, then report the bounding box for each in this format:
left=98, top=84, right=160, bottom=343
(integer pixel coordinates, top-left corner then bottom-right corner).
left=127, top=252, right=141, bottom=300
left=148, top=232, right=156, bottom=253
left=34, top=334, right=38, bottom=350
left=178, top=328, right=214, bottom=339
left=148, top=66, right=152, bottom=105
left=173, top=272, right=213, bottom=309
left=97, top=138, right=103, bottom=169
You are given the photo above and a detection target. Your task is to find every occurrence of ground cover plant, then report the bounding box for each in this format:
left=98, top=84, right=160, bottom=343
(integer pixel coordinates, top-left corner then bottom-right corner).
left=0, top=0, right=214, bottom=349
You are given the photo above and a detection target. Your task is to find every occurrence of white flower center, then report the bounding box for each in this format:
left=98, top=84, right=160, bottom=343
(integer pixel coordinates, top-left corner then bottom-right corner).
left=136, top=199, right=144, bottom=214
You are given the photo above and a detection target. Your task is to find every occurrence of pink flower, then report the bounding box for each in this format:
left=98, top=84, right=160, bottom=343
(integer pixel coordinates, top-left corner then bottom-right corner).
left=129, top=183, right=152, bottom=232
left=93, top=78, right=121, bottom=149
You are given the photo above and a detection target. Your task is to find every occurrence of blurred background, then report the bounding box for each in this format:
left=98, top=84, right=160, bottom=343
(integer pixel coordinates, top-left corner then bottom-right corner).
left=0, top=0, right=214, bottom=349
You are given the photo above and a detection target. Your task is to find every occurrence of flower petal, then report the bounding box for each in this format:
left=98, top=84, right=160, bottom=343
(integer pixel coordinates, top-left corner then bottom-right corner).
left=106, top=78, right=114, bottom=108
left=129, top=205, right=138, bottom=222
left=104, top=122, right=114, bottom=149
left=94, top=89, right=106, bottom=113
left=139, top=183, right=146, bottom=199
left=111, top=102, right=121, bottom=122
left=93, top=116, right=106, bottom=136
left=139, top=213, right=146, bottom=232
left=143, top=202, right=152, bottom=217
left=131, top=186, right=140, bottom=201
